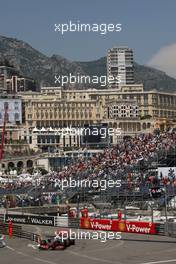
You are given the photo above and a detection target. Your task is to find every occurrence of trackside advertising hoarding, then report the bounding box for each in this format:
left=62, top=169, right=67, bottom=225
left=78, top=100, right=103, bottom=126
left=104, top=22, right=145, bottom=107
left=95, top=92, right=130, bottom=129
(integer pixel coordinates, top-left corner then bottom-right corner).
left=80, top=218, right=157, bottom=235
left=5, top=214, right=55, bottom=226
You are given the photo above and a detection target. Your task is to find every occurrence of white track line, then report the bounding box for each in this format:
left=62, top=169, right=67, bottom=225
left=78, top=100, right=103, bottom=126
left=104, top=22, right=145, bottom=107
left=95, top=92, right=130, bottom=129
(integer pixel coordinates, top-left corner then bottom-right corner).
left=34, top=257, right=57, bottom=264
left=6, top=238, right=176, bottom=264
left=16, top=251, right=28, bottom=257
left=28, top=243, right=37, bottom=249
left=68, top=250, right=122, bottom=264
left=6, top=244, right=57, bottom=264
left=6, top=246, right=15, bottom=251
left=140, top=259, right=176, bottom=264
left=76, top=240, right=124, bottom=253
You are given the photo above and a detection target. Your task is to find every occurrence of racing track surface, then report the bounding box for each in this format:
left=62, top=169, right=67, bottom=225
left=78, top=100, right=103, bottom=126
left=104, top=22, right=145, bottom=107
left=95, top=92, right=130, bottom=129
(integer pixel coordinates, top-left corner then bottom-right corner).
left=1, top=227, right=176, bottom=264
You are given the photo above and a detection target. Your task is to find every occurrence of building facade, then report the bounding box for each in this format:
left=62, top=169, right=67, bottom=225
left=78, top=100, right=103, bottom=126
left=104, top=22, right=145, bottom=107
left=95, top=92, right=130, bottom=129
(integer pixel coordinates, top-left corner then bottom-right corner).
left=1, top=84, right=175, bottom=155
left=21, top=84, right=176, bottom=137
left=0, top=65, right=36, bottom=94
left=0, top=94, right=22, bottom=125
left=107, top=47, right=134, bottom=89
left=22, top=88, right=102, bottom=128
left=106, top=99, right=139, bottom=119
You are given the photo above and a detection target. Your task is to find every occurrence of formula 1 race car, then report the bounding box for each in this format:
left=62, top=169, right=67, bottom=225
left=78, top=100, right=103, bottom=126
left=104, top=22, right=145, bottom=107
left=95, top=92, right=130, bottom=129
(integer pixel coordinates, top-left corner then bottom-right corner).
left=0, top=235, right=6, bottom=248
left=38, top=230, right=75, bottom=250
left=56, top=230, right=75, bottom=247
left=38, top=239, right=66, bottom=250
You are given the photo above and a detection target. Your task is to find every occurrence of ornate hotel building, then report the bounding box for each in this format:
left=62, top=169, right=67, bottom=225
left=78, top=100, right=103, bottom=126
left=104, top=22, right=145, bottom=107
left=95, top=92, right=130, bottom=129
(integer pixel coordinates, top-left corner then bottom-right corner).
left=1, top=84, right=176, bottom=154
left=22, top=84, right=176, bottom=136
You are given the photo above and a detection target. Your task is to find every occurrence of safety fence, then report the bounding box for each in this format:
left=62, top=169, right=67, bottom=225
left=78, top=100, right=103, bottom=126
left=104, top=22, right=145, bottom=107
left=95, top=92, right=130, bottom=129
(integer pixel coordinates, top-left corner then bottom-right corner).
left=0, top=213, right=170, bottom=237
left=0, top=221, right=21, bottom=235
left=0, top=213, right=69, bottom=227
left=80, top=217, right=166, bottom=235
left=68, top=217, right=80, bottom=228
left=0, top=222, right=40, bottom=242
left=54, top=216, right=69, bottom=227
left=167, top=222, right=176, bottom=238
left=0, top=214, right=4, bottom=222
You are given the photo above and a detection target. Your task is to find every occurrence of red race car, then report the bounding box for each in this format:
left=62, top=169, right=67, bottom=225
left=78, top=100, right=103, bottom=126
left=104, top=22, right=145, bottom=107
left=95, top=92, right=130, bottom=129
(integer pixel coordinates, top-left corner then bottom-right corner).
left=38, top=238, right=66, bottom=250
left=55, top=230, right=75, bottom=247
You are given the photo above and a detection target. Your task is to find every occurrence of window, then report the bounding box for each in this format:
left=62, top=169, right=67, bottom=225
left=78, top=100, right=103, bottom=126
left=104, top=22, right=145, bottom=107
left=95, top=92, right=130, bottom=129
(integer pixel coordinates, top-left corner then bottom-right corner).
left=14, top=101, right=19, bottom=110
left=6, top=113, right=9, bottom=122
left=144, top=95, right=148, bottom=105
left=4, top=102, right=9, bottom=110
left=14, top=113, right=19, bottom=121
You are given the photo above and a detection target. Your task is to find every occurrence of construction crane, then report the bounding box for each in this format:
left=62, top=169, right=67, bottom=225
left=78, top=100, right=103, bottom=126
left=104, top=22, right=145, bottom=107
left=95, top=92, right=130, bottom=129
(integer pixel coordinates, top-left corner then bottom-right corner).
left=0, top=106, right=8, bottom=160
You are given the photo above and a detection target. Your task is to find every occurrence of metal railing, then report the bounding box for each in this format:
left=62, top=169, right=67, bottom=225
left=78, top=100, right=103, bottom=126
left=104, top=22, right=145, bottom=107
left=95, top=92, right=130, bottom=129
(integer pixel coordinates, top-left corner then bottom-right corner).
left=0, top=222, right=40, bottom=242
left=167, top=221, right=176, bottom=237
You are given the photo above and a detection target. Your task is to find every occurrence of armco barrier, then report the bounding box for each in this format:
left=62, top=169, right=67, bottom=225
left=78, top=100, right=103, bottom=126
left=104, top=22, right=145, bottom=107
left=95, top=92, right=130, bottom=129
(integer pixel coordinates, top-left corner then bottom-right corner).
left=0, top=213, right=167, bottom=236
left=0, top=214, right=5, bottom=223
left=68, top=217, right=80, bottom=228
left=0, top=222, right=22, bottom=235
left=155, top=223, right=166, bottom=235
left=0, top=221, right=40, bottom=242
left=168, top=222, right=176, bottom=237
left=54, top=216, right=68, bottom=227
left=14, top=230, right=40, bottom=242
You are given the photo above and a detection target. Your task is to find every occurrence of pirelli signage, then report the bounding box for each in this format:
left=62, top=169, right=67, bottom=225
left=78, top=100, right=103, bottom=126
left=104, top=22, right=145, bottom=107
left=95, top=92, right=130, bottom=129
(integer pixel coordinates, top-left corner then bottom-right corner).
left=5, top=214, right=55, bottom=226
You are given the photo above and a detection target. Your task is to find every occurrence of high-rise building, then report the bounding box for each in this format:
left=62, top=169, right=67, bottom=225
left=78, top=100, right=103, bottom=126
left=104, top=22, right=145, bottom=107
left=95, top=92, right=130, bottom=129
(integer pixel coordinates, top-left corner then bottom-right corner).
left=0, top=65, right=36, bottom=94
left=0, top=66, right=18, bottom=93
left=107, top=47, right=134, bottom=89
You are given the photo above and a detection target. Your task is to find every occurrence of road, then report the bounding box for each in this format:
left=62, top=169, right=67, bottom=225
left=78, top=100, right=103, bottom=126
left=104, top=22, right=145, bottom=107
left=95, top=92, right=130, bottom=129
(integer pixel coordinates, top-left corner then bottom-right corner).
left=1, top=226, right=176, bottom=264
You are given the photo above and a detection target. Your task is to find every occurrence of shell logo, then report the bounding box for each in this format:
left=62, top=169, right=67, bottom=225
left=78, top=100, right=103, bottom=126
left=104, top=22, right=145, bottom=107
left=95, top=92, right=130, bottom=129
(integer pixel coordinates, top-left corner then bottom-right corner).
left=118, top=221, right=126, bottom=232
left=84, top=218, right=91, bottom=229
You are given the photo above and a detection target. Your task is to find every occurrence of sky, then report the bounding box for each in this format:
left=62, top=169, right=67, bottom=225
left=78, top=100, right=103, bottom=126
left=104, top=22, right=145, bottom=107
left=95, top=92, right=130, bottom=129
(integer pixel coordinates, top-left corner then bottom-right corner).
left=0, top=0, right=176, bottom=77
